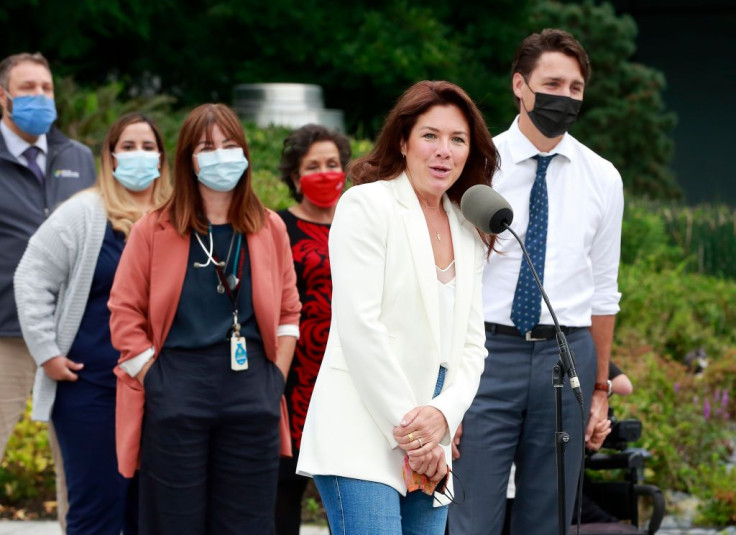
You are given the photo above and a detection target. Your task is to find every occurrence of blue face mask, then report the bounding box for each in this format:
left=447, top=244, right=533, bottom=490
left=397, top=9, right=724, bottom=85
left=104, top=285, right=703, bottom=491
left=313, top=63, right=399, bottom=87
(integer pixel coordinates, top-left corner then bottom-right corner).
left=196, top=148, right=249, bottom=192
left=113, top=150, right=161, bottom=191
left=9, top=94, right=58, bottom=136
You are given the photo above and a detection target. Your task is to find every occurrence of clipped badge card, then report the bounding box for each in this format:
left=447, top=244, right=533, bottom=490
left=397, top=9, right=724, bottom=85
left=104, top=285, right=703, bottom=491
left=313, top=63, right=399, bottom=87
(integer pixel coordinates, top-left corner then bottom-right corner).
left=231, top=336, right=248, bottom=371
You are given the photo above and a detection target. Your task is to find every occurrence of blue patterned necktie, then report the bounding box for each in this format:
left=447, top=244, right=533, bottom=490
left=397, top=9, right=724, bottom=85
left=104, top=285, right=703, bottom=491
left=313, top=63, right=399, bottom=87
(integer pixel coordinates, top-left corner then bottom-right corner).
left=23, top=146, right=45, bottom=184
left=511, top=154, right=557, bottom=335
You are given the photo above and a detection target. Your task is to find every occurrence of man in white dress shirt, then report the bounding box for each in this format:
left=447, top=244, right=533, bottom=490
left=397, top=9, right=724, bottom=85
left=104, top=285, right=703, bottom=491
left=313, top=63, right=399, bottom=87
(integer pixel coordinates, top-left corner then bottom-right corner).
left=448, top=29, right=624, bottom=534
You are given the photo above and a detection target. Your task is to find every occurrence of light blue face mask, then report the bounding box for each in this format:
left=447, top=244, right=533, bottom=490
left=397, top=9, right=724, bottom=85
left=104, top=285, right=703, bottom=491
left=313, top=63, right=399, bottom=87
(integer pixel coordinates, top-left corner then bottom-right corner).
left=113, top=150, right=161, bottom=191
left=196, top=147, right=249, bottom=192
left=9, top=94, right=58, bottom=136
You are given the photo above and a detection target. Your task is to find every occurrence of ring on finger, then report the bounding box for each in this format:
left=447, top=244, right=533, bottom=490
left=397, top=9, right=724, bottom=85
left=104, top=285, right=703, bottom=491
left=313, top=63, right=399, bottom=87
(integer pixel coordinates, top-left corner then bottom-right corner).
left=417, top=437, right=423, bottom=448
left=407, top=432, right=415, bottom=442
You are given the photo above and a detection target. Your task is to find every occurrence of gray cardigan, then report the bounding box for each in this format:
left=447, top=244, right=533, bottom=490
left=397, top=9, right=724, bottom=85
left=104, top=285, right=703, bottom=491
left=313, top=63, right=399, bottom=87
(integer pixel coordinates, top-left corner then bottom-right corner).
left=14, top=190, right=108, bottom=421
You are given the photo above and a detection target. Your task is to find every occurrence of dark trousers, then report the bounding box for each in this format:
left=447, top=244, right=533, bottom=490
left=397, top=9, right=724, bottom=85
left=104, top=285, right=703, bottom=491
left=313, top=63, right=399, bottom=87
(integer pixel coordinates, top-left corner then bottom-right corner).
left=275, top=454, right=309, bottom=535
left=53, top=379, right=137, bottom=535
left=448, top=329, right=596, bottom=535
left=139, top=341, right=284, bottom=535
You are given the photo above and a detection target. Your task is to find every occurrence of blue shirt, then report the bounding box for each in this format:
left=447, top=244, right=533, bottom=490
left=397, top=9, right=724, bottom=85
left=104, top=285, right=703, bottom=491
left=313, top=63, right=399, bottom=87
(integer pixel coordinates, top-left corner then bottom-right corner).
left=165, top=224, right=261, bottom=348
left=67, top=222, right=125, bottom=389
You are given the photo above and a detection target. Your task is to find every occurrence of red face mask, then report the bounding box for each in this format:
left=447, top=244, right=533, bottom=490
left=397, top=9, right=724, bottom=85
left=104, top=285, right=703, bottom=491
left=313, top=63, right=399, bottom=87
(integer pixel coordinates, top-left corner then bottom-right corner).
left=299, top=171, right=345, bottom=207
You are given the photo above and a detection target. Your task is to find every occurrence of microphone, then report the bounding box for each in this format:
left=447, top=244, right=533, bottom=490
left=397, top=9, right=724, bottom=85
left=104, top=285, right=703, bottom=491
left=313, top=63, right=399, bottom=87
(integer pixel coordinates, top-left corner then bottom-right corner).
left=460, top=184, right=513, bottom=234
left=460, top=185, right=583, bottom=405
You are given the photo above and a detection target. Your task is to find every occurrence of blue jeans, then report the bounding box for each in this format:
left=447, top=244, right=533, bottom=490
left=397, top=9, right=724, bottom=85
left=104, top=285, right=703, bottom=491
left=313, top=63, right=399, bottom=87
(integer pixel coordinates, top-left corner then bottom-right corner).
left=314, top=475, right=448, bottom=535
left=314, top=367, right=449, bottom=534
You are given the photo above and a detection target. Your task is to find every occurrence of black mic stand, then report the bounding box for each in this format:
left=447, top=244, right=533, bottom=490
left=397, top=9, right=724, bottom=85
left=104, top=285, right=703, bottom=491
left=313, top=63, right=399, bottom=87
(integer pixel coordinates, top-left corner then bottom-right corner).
left=502, top=222, right=585, bottom=535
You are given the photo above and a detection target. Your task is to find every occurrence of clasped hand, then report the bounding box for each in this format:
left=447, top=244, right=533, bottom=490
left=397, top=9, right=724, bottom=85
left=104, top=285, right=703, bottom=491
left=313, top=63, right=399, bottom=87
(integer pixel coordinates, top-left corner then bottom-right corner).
left=43, top=355, right=84, bottom=381
left=393, top=406, right=449, bottom=482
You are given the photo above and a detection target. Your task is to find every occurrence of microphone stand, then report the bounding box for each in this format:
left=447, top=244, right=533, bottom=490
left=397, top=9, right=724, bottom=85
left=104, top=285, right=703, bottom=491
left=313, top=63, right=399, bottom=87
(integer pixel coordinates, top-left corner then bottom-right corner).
left=502, top=222, right=585, bottom=535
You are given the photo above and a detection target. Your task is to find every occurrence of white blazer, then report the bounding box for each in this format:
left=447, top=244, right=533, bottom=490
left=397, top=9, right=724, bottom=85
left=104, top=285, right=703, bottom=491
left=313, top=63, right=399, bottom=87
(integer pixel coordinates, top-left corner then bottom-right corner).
left=297, top=173, right=488, bottom=497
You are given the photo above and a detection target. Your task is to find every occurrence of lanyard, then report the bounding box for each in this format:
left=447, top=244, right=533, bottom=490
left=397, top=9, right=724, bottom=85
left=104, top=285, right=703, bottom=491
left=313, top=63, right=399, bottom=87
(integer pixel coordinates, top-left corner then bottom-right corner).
left=212, top=232, right=244, bottom=305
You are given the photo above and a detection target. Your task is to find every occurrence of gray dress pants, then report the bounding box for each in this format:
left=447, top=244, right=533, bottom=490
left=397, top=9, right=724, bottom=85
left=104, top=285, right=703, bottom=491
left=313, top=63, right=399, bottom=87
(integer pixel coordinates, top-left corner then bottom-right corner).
left=448, top=328, right=596, bottom=535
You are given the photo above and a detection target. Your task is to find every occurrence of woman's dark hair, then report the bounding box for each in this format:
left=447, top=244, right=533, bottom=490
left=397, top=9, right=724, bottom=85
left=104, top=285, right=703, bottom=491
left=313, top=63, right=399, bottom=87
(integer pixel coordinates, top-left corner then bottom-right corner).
left=278, top=124, right=351, bottom=201
left=349, top=80, right=498, bottom=248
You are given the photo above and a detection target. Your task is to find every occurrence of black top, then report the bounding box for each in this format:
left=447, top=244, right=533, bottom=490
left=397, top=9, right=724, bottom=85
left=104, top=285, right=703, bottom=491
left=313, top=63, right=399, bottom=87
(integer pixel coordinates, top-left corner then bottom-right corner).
left=164, top=223, right=261, bottom=348
left=67, top=222, right=126, bottom=389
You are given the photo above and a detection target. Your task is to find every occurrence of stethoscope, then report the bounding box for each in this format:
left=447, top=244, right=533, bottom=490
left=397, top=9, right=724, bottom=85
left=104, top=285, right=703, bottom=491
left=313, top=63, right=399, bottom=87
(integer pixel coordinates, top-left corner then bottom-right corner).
left=193, top=225, right=242, bottom=293
left=193, top=228, right=226, bottom=269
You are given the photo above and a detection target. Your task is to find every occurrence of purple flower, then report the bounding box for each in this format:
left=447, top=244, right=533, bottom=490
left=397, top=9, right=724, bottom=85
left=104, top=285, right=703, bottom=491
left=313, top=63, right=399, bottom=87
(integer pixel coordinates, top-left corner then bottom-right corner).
left=674, top=382, right=680, bottom=394
left=715, top=389, right=720, bottom=401
left=722, top=390, right=729, bottom=409
left=704, top=399, right=711, bottom=420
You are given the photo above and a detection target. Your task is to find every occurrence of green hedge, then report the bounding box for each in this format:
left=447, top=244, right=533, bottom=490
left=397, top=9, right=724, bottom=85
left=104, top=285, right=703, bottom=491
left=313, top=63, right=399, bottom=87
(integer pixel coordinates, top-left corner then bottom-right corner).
left=616, top=262, right=736, bottom=360
left=622, top=199, right=736, bottom=280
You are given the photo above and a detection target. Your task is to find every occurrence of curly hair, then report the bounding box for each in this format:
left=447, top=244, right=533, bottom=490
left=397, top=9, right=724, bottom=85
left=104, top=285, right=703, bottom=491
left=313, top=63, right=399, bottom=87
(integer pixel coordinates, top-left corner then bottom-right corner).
left=278, top=124, right=351, bottom=202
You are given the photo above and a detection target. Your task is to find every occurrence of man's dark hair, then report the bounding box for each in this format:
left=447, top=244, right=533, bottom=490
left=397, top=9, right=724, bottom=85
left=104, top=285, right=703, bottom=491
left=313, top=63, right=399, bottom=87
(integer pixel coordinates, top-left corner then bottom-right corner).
left=511, top=29, right=591, bottom=108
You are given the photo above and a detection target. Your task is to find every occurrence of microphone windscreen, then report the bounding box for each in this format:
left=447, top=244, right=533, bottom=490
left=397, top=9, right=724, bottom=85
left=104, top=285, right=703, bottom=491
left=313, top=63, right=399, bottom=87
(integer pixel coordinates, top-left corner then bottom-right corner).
left=460, top=184, right=514, bottom=234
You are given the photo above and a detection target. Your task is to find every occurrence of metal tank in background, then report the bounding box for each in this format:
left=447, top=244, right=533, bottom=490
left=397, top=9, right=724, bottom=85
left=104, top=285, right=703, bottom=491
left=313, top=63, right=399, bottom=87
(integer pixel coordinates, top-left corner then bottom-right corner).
left=233, top=83, right=345, bottom=132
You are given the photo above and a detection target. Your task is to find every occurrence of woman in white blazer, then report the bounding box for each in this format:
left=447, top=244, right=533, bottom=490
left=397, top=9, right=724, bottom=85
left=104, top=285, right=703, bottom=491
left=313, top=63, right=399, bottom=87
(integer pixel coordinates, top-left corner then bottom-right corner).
left=297, top=81, right=499, bottom=534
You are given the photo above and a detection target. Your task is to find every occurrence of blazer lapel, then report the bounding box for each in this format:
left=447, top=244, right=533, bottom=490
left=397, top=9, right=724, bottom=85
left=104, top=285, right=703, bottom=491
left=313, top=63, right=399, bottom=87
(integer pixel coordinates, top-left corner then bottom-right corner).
left=149, top=215, right=189, bottom=351
left=446, top=199, right=475, bottom=365
left=247, top=227, right=276, bottom=361
left=393, top=173, right=442, bottom=357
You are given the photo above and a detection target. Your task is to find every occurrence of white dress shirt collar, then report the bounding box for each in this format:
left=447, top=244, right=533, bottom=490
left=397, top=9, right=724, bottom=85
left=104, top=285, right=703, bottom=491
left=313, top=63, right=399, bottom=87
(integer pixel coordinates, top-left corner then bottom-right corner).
left=506, top=115, right=575, bottom=165
left=1, top=120, right=48, bottom=162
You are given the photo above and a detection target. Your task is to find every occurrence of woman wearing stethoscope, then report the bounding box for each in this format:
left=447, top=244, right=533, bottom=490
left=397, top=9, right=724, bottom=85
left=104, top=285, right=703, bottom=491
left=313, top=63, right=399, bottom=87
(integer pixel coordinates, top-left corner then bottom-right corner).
left=108, top=103, right=301, bottom=534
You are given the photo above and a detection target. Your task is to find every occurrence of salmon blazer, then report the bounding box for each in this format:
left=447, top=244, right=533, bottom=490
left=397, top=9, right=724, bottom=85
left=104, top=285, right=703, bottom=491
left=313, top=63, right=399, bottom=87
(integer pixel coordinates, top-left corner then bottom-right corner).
left=297, top=172, right=488, bottom=495
left=109, top=209, right=300, bottom=478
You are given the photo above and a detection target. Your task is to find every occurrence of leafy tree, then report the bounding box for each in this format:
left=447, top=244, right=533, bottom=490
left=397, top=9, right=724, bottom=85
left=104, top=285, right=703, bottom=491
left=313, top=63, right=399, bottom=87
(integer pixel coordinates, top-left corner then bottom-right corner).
left=532, top=1, right=681, bottom=199
left=0, top=0, right=679, bottom=198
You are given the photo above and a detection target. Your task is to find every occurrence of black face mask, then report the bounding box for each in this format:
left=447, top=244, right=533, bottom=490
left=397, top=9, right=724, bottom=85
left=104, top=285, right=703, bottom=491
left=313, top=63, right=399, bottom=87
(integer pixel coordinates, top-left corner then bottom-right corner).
left=521, top=80, right=582, bottom=138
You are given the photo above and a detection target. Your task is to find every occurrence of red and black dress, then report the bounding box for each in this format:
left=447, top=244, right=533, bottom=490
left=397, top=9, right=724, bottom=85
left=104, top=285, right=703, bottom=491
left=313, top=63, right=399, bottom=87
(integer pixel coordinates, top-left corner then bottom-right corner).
left=276, top=209, right=333, bottom=535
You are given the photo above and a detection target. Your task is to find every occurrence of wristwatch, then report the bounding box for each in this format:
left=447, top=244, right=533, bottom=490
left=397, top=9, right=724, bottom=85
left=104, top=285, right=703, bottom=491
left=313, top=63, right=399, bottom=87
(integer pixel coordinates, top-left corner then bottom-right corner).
left=594, top=380, right=613, bottom=397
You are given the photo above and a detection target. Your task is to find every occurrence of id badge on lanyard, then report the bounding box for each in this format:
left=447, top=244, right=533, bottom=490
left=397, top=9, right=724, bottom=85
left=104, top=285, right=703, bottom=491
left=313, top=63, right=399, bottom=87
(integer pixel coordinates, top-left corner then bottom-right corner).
left=231, top=310, right=248, bottom=371
left=213, top=234, right=248, bottom=372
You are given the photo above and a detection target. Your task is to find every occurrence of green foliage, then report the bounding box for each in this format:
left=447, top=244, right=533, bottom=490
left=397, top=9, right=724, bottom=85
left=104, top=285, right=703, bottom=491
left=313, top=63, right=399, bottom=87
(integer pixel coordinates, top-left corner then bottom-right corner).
left=0, top=0, right=531, bottom=134
left=660, top=204, right=736, bottom=280
left=2, top=0, right=680, bottom=199
left=533, top=1, right=680, bottom=200
left=622, top=198, right=736, bottom=280
left=243, top=122, right=294, bottom=211
left=617, top=262, right=736, bottom=360
left=54, top=76, right=182, bottom=157
left=613, top=351, right=735, bottom=525
left=695, top=463, right=736, bottom=526
left=621, top=201, right=688, bottom=270
left=0, top=401, right=55, bottom=515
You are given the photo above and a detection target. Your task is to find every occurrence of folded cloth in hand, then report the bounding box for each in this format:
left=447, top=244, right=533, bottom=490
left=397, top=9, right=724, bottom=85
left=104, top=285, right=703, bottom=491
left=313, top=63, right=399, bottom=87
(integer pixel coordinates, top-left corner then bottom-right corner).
left=402, top=455, right=448, bottom=496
